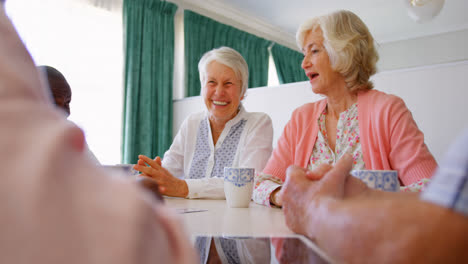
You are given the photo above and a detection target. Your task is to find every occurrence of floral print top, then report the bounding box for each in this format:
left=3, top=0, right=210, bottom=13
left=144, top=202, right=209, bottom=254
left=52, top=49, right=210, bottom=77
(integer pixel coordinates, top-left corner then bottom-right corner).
left=253, top=103, right=430, bottom=207
left=308, top=103, right=365, bottom=171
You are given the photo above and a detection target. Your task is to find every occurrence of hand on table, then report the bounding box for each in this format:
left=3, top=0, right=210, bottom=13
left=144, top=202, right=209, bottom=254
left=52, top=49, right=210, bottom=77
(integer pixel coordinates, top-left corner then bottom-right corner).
left=133, top=155, right=189, bottom=198
left=270, top=187, right=283, bottom=207
left=279, top=154, right=368, bottom=237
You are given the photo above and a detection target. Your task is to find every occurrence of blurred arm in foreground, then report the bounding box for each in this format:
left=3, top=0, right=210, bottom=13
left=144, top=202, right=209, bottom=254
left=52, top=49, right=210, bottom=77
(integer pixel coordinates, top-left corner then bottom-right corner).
left=280, top=132, right=468, bottom=263
left=0, top=2, right=196, bottom=264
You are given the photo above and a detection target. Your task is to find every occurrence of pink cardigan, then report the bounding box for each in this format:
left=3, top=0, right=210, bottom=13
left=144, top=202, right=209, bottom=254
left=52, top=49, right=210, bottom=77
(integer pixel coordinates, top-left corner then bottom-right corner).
left=263, top=89, right=437, bottom=185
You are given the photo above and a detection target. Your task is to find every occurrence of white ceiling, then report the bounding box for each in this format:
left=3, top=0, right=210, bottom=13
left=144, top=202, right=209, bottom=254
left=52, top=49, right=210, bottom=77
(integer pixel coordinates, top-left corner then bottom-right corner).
left=205, top=0, right=468, bottom=44
left=71, top=0, right=468, bottom=51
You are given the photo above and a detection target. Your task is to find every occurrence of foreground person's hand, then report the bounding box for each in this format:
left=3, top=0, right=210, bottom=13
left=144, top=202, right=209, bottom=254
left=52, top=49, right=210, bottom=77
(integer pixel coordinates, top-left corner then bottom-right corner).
left=279, top=163, right=333, bottom=236
left=136, top=176, right=165, bottom=202
left=134, top=155, right=189, bottom=197
left=280, top=155, right=368, bottom=237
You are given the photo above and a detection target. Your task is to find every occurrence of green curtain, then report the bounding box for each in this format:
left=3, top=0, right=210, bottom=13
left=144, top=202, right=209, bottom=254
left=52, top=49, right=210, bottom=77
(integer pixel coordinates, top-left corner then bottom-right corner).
left=122, top=0, right=177, bottom=164
left=184, top=10, right=271, bottom=97
left=271, top=43, right=308, bottom=84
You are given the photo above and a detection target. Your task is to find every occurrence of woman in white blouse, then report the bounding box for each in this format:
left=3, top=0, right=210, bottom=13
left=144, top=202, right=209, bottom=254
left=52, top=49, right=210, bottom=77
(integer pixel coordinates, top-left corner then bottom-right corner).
left=133, top=46, right=273, bottom=199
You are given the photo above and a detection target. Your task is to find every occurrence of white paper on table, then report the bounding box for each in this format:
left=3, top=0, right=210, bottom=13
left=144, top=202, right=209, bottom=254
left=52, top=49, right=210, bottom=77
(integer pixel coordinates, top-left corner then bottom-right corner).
left=176, top=208, right=208, bottom=214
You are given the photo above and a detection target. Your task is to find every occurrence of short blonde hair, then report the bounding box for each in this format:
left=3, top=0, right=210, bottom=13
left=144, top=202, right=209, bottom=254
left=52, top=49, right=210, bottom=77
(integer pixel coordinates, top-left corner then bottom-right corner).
left=296, top=10, right=379, bottom=91
left=198, top=47, right=249, bottom=98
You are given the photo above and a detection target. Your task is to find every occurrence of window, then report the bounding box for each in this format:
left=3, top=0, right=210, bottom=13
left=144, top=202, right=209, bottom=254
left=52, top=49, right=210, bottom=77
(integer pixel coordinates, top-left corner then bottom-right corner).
left=6, top=0, right=282, bottom=164
left=6, top=0, right=123, bottom=164
left=268, top=49, right=280, bottom=87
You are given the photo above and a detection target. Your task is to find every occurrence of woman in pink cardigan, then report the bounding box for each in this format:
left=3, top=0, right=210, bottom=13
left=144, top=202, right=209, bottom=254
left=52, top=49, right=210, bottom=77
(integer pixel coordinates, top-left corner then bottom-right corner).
left=253, top=10, right=437, bottom=207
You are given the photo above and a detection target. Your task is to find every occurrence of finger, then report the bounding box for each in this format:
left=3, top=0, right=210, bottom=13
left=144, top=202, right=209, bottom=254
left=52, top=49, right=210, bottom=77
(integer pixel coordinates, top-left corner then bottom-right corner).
left=155, top=156, right=162, bottom=166
left=322, top=154, right=353, bottom=188
left=133, top=164, right=145, bottom=173
left=134, top=164, right=156, bottom=177
left=285, top=165, right=307, bottom=182
left=137, top=159, right=146, bottom=166
left=284, top=166, right=309, bottom=193
left=306, top=164, right=333, bottom=180
left=282, top=166, right=308, bottom=207
left=284, top=166, right=308, bottom=198
left=275, top=190, right=283, bottom=207
left=344, top=176, right=369, bottom=197
left=139, top=155, right=162, bottom=168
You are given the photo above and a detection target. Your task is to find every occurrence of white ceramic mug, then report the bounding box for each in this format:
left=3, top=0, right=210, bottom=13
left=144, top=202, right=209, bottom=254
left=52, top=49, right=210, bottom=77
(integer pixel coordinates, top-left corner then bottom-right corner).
left=350, top=170, right=400, bottom=192
left=224, top=167, right=255, bottom=208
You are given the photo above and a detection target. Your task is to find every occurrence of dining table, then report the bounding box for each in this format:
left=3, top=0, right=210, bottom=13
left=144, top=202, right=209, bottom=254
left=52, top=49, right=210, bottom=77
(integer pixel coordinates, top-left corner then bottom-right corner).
left=165, top=197, right=335, bottom=264
left=166, top=197, right=292, bottom=237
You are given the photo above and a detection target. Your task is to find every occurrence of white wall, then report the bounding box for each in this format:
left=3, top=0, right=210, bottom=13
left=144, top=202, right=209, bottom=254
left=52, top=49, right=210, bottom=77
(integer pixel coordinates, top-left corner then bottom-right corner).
left=371, top=61, right=468, bottom=162
left=377, top=29, right=468, bottom=71
left=173, top=60, right=468, bottom=163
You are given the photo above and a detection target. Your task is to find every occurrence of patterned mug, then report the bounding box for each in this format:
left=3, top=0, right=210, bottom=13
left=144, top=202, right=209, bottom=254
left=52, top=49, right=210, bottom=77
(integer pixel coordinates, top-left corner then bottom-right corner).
left=224, top=167, right=255, bottom=208
left=350, top=170, right=400, bottom=192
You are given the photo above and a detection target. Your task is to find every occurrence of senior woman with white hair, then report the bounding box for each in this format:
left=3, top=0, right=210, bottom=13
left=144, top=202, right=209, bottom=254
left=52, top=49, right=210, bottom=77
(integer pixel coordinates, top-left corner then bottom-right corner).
left=253, top=10, right=437, bottom=208
left=134, top=46, right=273, bottom=264
left=134, top=46, right=273, bottom=198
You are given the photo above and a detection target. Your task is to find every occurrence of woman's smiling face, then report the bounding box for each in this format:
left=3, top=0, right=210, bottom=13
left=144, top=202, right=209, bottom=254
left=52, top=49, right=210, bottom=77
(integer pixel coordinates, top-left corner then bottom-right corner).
left=202, top=60, right=243, bottom=125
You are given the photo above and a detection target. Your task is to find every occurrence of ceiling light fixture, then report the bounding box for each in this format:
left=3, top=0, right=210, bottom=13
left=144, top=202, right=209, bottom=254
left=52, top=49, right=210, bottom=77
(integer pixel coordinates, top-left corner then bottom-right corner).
left=404, top=0, right=445, bottom=23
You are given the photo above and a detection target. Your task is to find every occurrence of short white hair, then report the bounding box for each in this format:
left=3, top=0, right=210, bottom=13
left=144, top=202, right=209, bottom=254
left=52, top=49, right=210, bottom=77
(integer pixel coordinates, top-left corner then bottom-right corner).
left=296, top=10, right=379, bottom=91
left=198, top=46, right=249, bottom=98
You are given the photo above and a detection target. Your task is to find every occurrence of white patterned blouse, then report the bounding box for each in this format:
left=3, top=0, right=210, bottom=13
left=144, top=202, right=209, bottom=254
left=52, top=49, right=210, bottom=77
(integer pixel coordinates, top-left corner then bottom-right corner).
left=161, top=105, right=273, bottom=199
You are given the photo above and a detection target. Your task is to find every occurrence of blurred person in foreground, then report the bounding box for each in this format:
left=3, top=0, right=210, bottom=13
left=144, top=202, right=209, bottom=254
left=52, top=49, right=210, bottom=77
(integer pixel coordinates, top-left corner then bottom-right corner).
left=280, top=128, right=468, bottom=263
left=37, top=65, right=100, bottom=164
left=0, top=2, right=196, bottom=263
left=253, top=10, right=437, bottom=207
